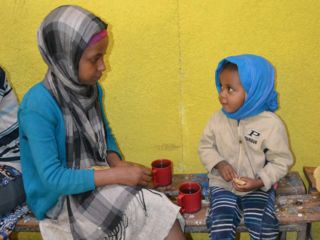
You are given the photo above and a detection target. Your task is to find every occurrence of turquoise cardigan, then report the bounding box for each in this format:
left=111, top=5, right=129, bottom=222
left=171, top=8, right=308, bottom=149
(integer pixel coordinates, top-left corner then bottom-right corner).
left=18, top=82, right=121, bottom=220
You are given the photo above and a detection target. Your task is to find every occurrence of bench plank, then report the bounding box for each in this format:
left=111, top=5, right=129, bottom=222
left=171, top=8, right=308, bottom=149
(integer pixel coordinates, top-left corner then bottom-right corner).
left=277, top=193, right=320, bottom=224
left=184, top=193, right=320, bottom=233
left=15, top=215, right=39, bottom=232
left=276, top=171, right=306, bottom=196
left=156, top=171, right=306, bottom=197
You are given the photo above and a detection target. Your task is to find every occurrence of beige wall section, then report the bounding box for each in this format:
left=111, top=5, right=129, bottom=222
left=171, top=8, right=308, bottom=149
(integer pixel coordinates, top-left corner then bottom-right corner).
left=1, top=1, right=320, bottom=239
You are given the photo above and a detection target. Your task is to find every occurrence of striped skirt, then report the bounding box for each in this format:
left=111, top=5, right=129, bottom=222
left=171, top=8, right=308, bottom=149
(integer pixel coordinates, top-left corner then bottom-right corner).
left=207, top=187, right=279, bottom=240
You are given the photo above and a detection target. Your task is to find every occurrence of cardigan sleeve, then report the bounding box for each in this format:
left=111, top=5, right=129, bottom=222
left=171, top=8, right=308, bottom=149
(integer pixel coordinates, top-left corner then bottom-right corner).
left=257, top=118, right=293, bottom=191
left=198, top=114, right=226, bottom=173
left=19, top=107, right=95, bottom=195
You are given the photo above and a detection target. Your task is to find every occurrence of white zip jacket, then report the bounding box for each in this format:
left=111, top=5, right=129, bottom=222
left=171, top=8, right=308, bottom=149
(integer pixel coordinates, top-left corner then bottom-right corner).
left=199, top=110, right=293, bottom=195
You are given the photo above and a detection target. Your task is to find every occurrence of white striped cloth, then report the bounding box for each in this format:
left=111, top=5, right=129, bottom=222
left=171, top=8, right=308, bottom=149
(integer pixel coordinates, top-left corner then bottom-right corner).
left=0, top=67, right=20, bottom=165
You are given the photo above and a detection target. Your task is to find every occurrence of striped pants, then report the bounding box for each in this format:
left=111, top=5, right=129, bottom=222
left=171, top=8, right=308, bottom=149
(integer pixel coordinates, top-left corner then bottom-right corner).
left=207, top=187, right=279, bottom=240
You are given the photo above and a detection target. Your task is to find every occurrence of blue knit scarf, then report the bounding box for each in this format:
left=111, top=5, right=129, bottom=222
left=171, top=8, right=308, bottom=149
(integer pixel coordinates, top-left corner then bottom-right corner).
left=215, top=54, right=278, bottom=120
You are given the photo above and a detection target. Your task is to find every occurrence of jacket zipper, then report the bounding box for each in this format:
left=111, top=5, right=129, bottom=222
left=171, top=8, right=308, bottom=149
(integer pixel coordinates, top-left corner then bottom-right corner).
left=237, top=122, right=243, bottom=177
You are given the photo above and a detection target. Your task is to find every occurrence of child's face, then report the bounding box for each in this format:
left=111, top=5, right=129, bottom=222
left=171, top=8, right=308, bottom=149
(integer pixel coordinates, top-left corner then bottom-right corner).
left=78, top=36, right=108, bottom=85
left=219, top=69, right=246, bottom=113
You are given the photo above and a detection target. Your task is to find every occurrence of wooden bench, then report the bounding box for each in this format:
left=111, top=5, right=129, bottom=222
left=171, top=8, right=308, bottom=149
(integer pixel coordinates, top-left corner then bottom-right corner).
left=157, top=171, right=310, bottom=239
left=13, top=171, right=307, bottom=238
left=156, top=171, right=306, bottom=198
left=184, top=193, right=320, bottom=240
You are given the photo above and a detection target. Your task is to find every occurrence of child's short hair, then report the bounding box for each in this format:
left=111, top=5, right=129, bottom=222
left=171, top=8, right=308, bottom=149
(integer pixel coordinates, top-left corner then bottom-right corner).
left=221, top=61, right=238, bottom=72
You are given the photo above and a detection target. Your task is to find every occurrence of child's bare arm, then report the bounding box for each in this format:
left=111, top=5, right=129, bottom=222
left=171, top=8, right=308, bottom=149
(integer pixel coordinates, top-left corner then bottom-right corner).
left=215, top=161, right=237, bottom=182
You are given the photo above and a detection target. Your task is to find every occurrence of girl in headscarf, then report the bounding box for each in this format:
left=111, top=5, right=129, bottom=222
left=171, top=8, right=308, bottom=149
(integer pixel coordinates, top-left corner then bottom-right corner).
left=198, top=54, right=293, bottom=240
left=19, top=5, right=185, bottom=240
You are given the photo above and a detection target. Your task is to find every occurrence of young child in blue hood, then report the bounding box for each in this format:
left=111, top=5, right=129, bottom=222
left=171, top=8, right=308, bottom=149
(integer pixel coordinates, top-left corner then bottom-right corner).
left=199, top=54, right=293, bottom=240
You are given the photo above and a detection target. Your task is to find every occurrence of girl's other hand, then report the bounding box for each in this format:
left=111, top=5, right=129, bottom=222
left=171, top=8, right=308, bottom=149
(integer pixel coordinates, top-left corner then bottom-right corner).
left=233, top=177, right=264, bottom=192
left=107, top=152, right=147, bottom=170
left=215, top=161, right=237, bottom=182
left=117, top=165, right=152, bottom=187
left=94, top=164, right=152, bottom=188
left=114, top=160, right=146, bottom=169
left=111, top=160, right=133, bottom=168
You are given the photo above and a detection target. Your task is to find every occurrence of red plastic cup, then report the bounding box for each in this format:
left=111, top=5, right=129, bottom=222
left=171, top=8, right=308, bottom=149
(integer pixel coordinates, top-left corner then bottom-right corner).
left=151, top=159, right=172, bottom=187
left=177, top=182, right=202, bottom=213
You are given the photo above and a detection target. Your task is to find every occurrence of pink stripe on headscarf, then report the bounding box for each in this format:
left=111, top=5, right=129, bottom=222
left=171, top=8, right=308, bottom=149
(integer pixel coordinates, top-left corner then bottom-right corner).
left=88, top=30, right=108, bottom=46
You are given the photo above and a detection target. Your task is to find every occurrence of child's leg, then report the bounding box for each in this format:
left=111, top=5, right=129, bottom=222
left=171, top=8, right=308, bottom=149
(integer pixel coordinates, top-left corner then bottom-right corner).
left=241, top=188, right=279, bottom=240
left=207, top=187, right=242, bottom=240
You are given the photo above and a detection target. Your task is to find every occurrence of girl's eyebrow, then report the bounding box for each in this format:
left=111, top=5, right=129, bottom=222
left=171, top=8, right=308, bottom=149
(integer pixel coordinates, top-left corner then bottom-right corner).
left=89, top=52, right=103, bottom=59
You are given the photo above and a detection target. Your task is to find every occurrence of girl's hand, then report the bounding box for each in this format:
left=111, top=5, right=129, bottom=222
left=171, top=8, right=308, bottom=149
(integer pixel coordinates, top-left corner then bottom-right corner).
left=111, top=160, right=133, bottom=168
left=106, top=152, right=146, bottom=169
left=114, top=160, right=147, bottom=169
left=94, top=164, right=152, bottom=187
left=115, top=165, right=152, bottom=187
left=215, top=161, right=237, bottom=182
left=233, top=177, right=264, bottom=192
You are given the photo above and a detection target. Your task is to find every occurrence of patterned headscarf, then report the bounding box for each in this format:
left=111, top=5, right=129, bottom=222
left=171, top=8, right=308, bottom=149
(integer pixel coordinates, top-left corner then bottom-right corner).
left=38, top=5, right=108, bottom=167
left=215, top=54, right=278, bottom=120
left=38, top=5, right=140, bottom=239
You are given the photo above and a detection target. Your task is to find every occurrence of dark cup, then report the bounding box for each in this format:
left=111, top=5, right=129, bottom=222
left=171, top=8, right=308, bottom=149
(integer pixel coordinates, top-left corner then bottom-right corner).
left=151, top=159, right=172, bottom=187
left=177, top=182, right=201, bottom=213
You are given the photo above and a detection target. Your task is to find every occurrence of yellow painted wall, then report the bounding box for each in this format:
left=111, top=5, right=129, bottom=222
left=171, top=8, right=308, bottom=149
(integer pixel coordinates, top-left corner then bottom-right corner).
left=1, top=1, right=320, bottom=239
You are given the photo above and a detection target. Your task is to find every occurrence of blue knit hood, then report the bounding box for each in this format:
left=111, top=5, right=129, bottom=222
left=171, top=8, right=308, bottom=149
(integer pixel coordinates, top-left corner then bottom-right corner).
left=215, top=54, right=278, bottom=120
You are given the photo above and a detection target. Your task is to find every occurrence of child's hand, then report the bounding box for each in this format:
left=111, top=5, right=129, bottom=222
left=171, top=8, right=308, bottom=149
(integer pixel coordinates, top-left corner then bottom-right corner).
left=233, top=177, right=264, bottom=192
left=215, top=161, right=237, bottom=182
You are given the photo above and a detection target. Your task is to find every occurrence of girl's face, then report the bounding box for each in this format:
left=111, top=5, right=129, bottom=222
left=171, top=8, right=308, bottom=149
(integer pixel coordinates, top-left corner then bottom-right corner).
left=78, top=36, right=108, bottom=85
left=219, top=69, right=246, bottom=113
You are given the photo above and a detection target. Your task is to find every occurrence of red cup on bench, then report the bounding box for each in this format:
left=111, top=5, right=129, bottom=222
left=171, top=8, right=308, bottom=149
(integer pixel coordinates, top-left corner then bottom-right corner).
left=151, top=159, right=172, bottom=187
left=177, top=182, right=201, bottom=213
